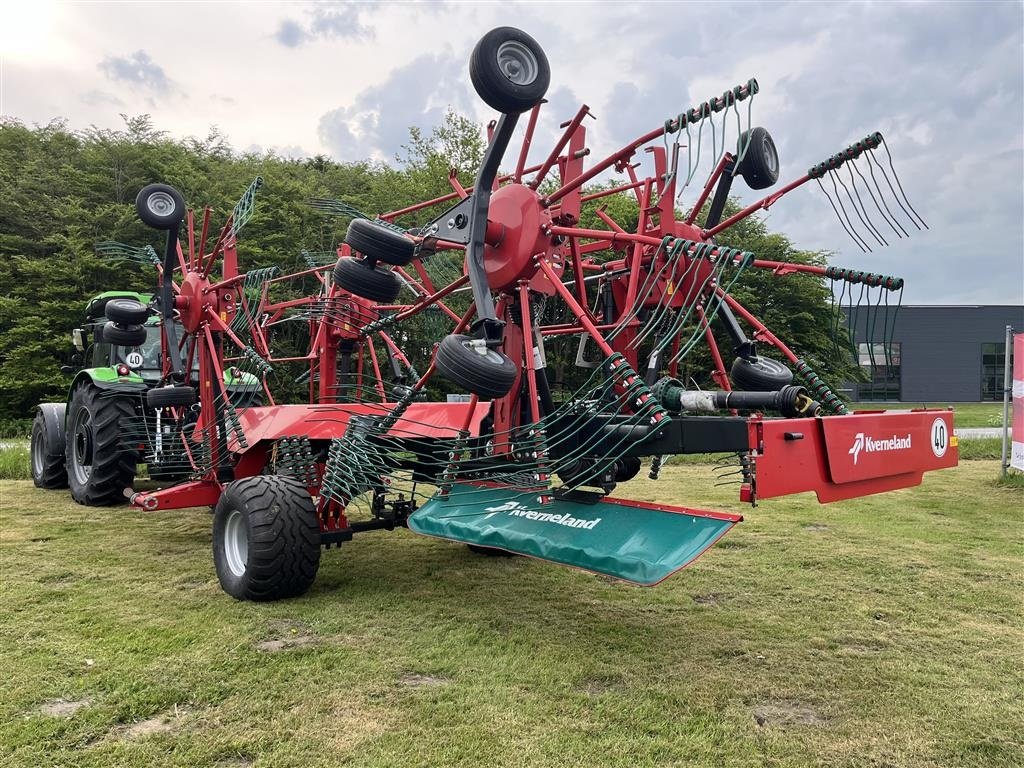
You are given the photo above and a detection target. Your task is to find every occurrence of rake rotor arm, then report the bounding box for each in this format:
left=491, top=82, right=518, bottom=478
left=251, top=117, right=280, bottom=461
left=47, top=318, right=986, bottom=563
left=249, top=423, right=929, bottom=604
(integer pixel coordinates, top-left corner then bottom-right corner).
left=712, top=299, right=756, bottom=360
left=159, top=223, right=186, bottom=383
left=545, top=79, right=757, bottom=207
left=701, top=172, right=811, bottom=239
left=703, top=155, right=737, bottom=231
left=422, top=112, right=521, bottom=343
left=685, top=154, right=733, bottom=225
left=714, top=287, right=800, bottom=364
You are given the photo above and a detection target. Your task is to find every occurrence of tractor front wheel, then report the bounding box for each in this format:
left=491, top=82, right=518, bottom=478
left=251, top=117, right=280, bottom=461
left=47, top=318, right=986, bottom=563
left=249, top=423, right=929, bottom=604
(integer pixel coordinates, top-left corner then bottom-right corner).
left=31, top=411, right=67, bottom=489
left=65, top=385, right=137, bottom=505
left=212, top=476, right=321, bottom=601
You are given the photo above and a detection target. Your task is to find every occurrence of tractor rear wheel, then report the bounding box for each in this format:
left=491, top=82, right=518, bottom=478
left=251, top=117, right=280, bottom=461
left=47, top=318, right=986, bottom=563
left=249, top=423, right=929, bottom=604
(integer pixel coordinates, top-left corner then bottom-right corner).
left=65, top=385, right=137, bottom=505
left=212, top=476, right=321, bottom=601
left=31, top=411, right=67, bottom=489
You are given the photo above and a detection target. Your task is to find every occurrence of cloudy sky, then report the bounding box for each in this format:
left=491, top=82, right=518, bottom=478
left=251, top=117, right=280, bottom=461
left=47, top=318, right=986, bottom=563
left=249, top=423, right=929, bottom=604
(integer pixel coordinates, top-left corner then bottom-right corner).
left=2, top=1, right=1022, bottom=305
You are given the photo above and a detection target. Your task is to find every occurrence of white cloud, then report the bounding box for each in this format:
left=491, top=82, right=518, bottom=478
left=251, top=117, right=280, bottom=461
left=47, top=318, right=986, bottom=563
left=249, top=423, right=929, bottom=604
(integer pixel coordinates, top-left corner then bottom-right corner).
left=0, top=0, right=1020, bottom=304
left=99, top=50, right=176, bottom=96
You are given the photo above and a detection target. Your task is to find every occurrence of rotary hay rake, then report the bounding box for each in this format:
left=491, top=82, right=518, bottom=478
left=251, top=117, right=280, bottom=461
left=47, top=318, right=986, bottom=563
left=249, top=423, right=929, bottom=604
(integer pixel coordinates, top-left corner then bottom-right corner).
left=110, top=27, right=955, bottom=600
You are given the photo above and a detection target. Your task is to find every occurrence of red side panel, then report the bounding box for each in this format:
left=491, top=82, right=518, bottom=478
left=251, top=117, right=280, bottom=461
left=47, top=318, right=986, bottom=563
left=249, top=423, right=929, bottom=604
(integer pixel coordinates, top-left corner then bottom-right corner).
left=230, top=401, right=491, bottom=451
left=752, top=409, right=957, bottom=503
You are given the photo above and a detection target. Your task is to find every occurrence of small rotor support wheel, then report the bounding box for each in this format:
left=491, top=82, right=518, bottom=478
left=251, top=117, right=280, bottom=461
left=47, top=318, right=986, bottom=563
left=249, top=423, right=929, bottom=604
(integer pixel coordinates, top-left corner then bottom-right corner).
left=470, top=27, right=551, bottom=114
left=135, top=183, right=186, bottom=229
left=435, top=333, right=517, bottom=399
left=333, top=256, right=402, bottom=303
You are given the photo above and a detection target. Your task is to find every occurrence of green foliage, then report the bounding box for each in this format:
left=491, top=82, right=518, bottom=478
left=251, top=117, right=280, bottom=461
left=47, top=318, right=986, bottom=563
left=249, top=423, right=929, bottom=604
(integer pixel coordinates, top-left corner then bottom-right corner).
left=0, top=419, right=32, bottom=439
left=1, top=112, right=856, bottom=421
left=0, top=444, right=29, bottom=479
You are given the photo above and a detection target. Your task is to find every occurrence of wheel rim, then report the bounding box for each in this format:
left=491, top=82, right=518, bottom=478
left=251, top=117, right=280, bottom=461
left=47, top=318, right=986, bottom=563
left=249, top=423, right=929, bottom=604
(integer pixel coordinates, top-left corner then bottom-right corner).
left=460, top=339, right=505, bottom=365
left=31, top=431, right=44, bottom=477
left=755, top=358, right=785, bottom=374
left=71, top=408, right=93, bottom=485
left=223, top=509, right=248, bottom=578
left=146, top=191, right=176, bottom=218
left=496, top=40, right=539, bottom=85
left=762, top=135, right=779, bottom=175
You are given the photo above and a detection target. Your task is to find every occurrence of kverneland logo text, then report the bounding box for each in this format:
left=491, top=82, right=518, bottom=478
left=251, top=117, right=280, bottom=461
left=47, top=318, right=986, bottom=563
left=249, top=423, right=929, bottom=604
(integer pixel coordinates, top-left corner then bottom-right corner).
left=483, top=500, right=602, bottom=529
left=848, top=432, right=912, bottom=465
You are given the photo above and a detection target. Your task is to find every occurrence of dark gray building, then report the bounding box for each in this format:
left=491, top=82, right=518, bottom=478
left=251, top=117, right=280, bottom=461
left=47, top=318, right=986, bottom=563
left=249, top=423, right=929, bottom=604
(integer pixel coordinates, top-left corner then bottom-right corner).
left=842, top=305, right=1022, bottom=402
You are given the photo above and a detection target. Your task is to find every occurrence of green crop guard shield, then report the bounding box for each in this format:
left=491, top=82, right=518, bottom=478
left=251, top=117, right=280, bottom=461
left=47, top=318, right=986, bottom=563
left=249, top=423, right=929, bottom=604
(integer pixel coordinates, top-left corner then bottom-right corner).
left=408, top=483, right=742, bottom=586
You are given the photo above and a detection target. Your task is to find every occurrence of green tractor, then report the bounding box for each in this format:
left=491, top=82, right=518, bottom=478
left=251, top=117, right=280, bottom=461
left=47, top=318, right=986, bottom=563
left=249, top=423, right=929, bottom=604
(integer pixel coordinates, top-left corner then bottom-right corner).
left=30, top=290, right=261, bottom=505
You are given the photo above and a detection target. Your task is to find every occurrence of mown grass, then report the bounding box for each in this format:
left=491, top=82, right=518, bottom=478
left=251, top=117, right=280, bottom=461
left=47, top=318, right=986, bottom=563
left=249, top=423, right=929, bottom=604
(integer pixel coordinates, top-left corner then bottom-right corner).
left=957, top=437, right=1004, bottom=461
left=850, top=402, right=1011, bottom=429
left=1, top=462, right=1021, bottom=767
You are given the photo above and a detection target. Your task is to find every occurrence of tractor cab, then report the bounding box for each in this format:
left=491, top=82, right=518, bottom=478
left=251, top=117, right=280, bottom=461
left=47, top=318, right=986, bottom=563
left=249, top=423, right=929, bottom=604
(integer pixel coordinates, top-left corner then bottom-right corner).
left=76, top=291, right=156, bottom=371
left=74, top=291, right=197, bottom=382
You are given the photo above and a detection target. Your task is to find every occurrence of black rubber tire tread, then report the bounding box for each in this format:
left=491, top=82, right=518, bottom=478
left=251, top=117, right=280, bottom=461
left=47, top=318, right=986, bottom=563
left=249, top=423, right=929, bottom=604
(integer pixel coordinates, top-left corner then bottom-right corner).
left=435, top=333, right=517, bottom=399
left=65, top=385, right=136, bottom=505
left=31, top=412, right=67, bottom=489
left=212, top=476, right=321, bottom=601
left=467, top=544, right=517, bottom=557
left=105, top=298, right=149, bottom=326
left=146, top=385, right=197, bottom=409
left=736, top=127, right=779, bottom=190
left=730, top=355, right=794, bottom=391
left=102, top=321, right=147, bottom=347
left=345, top=219, right=415, bottom=266
left=614, top=456, right=642, bottom=483
left=136, top=183, right=186, bottom=229
left=332, top=256, right=402, bottom=303
left=470, top=27, right=550, bottom=114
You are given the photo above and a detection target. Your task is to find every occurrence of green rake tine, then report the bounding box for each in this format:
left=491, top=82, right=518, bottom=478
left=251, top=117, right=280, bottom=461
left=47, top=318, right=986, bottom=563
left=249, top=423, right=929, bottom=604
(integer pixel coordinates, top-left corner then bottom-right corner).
left=309, top=197, right=372, bottom=219
left=230, top=176, right=263, bottom=237
left=94, top=241, right=161, bottom=266
left=301, top=249, right=339, bottom=269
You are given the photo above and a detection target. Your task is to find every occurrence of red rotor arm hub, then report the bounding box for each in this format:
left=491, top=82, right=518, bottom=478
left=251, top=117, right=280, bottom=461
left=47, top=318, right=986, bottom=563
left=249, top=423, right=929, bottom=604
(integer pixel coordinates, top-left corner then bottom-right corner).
left=470, top=183, right=559, bottom=293
left=173, top=271, right=237, bottom=333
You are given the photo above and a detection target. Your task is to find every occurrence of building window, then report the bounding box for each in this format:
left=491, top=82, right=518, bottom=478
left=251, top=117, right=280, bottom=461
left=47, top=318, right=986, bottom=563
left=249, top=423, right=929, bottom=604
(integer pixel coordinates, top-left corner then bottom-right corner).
left=857, top=342, right=901, bottom=401
left=981, top=342, right=1010, bottom=401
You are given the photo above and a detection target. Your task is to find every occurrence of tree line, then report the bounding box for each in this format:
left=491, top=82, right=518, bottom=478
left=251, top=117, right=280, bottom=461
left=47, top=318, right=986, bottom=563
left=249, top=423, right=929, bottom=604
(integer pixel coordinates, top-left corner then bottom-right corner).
left=0, top=113, right=856, bottom=434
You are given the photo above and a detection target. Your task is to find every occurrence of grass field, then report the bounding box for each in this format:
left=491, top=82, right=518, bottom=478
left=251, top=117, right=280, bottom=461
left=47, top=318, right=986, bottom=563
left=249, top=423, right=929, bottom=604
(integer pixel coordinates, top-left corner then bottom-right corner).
left=1, top=462, right=1021, bottom=768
